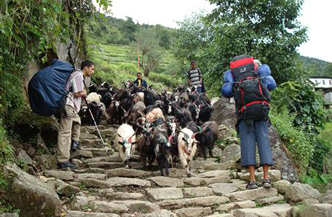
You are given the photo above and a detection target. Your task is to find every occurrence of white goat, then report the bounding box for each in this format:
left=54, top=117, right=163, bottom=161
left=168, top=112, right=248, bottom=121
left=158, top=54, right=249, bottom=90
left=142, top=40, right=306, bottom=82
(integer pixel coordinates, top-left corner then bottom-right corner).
left=86, top=92, right=102, bottom=104
left=115, top=124, right=136, bottom=168
left=146, top=108, right=165, bottom=123
left=177, top=128, right=197, bottom=177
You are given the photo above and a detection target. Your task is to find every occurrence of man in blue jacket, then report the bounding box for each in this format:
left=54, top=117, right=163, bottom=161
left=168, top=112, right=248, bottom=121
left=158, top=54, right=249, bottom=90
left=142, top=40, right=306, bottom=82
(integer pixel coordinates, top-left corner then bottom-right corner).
left=133, top=72, right=148, bottom=89
left=222, top=59, right=277, bottom=189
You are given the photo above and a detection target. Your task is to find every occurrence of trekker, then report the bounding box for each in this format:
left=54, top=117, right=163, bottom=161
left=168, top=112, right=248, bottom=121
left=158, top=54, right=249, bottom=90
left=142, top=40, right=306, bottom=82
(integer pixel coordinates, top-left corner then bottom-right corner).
left=57, top=60, right=95, bottom=170
left=222, top=56, right=276, bottom=189
left=133, top=72, right=148, bottom=89
left=187, top=60, right=204, bottom=93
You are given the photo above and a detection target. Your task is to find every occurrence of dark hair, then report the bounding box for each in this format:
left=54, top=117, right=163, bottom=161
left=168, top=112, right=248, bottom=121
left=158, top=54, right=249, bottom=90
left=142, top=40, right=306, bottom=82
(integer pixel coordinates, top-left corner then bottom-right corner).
left=191, top=60, right=196, bottom=64
left=81, top=60, right=94, bottom=70
left=137, top=72, right=142, bottom=75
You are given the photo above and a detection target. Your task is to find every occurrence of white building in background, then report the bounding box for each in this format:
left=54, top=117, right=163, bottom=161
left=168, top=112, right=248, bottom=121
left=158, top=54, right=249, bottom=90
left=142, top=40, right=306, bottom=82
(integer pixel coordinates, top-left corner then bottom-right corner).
left=309, top=76, right=332, bottom=108
left=309, top=76, right=332, bottom=89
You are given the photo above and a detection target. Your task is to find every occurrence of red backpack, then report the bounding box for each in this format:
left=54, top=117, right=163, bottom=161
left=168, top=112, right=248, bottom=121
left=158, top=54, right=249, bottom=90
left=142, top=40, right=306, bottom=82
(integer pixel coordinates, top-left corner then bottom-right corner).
left=230, top=55, right=271, bottom=120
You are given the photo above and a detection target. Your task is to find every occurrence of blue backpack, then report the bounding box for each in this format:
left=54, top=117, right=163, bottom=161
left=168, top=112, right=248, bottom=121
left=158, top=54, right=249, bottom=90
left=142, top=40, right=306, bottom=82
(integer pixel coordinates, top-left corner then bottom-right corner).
left=28, top=59, right=74, bottom=117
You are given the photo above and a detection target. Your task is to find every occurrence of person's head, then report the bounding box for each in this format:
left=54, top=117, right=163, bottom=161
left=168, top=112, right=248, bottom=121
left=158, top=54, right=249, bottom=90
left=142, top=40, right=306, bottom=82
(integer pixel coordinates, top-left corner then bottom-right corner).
left=254, top=59, right=262, bottom=68
left=81, top=60, right=95, bottom=77
left=190, top=60, right=197, bottom=69
left=137, top=72, right=142, bottom=80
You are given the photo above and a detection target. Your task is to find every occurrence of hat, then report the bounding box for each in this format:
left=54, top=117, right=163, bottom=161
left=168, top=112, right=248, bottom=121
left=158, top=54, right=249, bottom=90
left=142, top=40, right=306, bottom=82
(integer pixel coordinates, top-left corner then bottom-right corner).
left=254, top=59, right=262, bottom=67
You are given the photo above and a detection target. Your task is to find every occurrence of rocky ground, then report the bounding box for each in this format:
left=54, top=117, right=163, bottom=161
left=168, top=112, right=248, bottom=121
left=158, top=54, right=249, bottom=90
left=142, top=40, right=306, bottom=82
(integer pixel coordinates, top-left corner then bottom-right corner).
left=2, top=122, right=332, bottom=217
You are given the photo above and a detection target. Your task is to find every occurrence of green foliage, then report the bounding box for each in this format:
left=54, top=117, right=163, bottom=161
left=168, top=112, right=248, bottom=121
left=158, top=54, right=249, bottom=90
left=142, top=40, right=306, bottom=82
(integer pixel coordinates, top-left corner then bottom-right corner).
left=310, top=137, right=331, bottom=173
left=87, top=13, right=175, bottom=49
left=270, top=109, right=313, bottom=176
left=134, top=27, right=163, bottom=77
left=303, top=169, right=332, bottom=186
left=272, top=80, right=326, bottom=134
left=0, top=119, right=14, bottom=165
left=301, top=56, right=332, bottom=77
left=174, top=0, right=308, bottom=96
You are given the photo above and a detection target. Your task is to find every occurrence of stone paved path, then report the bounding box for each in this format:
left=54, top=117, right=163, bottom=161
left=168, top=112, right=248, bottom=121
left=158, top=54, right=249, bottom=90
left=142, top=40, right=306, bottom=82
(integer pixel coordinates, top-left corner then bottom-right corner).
left=39, top=125, right=330, bottom=217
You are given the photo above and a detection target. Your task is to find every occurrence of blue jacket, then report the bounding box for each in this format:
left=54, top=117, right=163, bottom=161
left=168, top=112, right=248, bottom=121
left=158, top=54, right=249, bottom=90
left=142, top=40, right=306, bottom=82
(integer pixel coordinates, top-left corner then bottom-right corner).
left=221, top=64, right=277, bottom=98
left=133, top=79, right=148, bottom=88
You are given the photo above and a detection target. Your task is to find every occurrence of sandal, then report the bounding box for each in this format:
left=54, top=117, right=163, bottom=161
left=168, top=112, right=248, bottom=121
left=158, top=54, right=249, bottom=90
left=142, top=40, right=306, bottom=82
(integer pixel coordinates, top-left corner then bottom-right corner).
left=246, top=181, right=259, bottom=190
left=261, top=179, right=271, bottom=188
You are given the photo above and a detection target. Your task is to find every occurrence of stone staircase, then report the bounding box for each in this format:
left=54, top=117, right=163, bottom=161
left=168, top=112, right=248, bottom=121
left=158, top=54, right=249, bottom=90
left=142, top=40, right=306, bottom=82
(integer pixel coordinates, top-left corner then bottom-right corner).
left=40, top=125, right=330, bottom=217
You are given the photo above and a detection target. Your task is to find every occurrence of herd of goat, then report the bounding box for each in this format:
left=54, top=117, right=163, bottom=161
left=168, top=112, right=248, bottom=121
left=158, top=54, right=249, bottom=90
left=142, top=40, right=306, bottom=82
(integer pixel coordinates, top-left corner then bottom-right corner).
left=80, top=81, right=218, bottom=177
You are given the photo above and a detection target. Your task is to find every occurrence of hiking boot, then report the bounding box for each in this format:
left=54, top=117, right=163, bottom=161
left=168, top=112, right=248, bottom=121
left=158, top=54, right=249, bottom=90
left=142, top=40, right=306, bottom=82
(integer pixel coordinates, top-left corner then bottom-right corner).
left=261, top=179, right=271, bottom=188
left=71, top=140, right=81, bottom=151
left=246, top=181, right=259, bottom=190
left=57, top=162, right=78, bottom=170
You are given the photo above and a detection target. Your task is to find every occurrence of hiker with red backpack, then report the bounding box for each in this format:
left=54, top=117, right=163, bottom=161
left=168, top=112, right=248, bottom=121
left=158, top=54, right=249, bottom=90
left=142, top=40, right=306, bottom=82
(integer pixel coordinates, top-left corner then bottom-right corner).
left=222, top=56, right=276, bottom=189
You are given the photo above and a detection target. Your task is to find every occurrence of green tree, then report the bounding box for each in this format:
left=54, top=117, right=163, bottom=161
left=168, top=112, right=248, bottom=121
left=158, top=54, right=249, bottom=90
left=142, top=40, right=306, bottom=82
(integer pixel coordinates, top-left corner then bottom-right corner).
left=325, top=64, right=332, bottom=76
left=206, top=0, right=308, bottom=84
left=135, top=28, right=162, bottom=77
left=121, top=17, right=138, bottom=43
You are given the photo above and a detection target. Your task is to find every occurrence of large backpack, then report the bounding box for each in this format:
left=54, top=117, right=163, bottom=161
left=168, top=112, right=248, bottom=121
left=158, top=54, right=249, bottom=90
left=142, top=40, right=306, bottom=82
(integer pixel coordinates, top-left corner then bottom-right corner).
left=28, top=59, right=74, bottom=117
left=230, top=55, right=271, bottom=120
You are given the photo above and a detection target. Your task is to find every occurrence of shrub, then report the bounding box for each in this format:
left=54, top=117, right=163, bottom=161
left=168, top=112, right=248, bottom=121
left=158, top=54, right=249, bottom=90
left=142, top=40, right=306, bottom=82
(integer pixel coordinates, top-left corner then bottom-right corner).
left=272, top=80, right=326, bottom=134
left=270, top=109, right=313, bottom=177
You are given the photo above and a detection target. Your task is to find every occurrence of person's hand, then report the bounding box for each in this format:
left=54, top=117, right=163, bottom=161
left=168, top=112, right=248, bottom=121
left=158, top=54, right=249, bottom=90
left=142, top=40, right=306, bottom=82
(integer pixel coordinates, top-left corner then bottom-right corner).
left=81, top=90, right=87, bottom=98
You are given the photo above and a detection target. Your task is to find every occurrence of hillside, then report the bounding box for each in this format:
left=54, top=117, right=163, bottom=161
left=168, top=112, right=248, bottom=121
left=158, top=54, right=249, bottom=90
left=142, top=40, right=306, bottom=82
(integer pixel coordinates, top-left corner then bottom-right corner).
left=300, top=56, right=332, bottom=77
left=87, top=43, right=183, bottom=90
left=86, top=13, right=185, bottom=90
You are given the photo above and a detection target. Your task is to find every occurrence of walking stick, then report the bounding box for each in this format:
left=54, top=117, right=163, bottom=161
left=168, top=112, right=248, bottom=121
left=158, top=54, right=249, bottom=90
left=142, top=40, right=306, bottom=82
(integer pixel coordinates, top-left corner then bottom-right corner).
left=83, top=81, right=110, bottom=156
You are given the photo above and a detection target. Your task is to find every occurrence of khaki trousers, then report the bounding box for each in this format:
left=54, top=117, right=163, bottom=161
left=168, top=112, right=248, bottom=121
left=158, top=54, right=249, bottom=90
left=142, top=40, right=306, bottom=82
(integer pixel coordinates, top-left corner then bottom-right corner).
left=57, top=105, right=81, bottom=163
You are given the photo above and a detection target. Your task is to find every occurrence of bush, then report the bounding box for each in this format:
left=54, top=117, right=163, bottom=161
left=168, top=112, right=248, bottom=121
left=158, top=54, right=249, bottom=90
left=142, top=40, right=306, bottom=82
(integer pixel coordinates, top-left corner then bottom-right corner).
left=272, top=80, right=326, bottom=134
left=149, top=72, right=182, bottom=88
left=270, top=109, right=313, bottom=177
left=0, top=119, right=14, bottom=165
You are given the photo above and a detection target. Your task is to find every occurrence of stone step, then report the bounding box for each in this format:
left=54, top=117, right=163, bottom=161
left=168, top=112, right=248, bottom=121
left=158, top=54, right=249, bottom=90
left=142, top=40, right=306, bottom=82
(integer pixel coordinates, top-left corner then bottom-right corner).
left=90, top=200, right=129, bottom=213
left=81, top=125, right=109, bottom=133
left=255, top=195, right=285, bottom=205
left=80, top=139, right=105, bottom=148
left=107, top=168, right=152, bottom=178
left=111, top=200, right=160, bottom=213
left=206, top=214, right=234, bottom=217
left=148, top=176, right=185, bottom=187
left=77, top=173, right=107, bottom=181
left=209, top=183, right=239, bottom=196
left=106, top=177, right=151, bottom=187
left=147, top=187, right=184, bottom=200
left=66, top=211, right=119, bottom=217
left=86, top=162, right=125, bottom=169
left=183, top=187, right=214, bottom=197
left=71, top=150, right=93, bottom=159
left=183, top=176, right=232, bottom=186
left=81, top=148, right=113, bottom=157
left=231, top=204, right=293, bottom=217
left=44, top=170, right=75, bottom=181
left=74, top=168, right=106, bottom=174
left=79, top=178, right=111, bottom=188
left=174, top=207, right=212, bottom=217
left=157, top=196, right=230, bottom=209
left=226, top=187, right=278, bottom=202
left=102, top=191, right=145, bottom=200
left=80, top=133, right=99, bottom=140
left=216, top=200, right=256, bottom=212
left=198, top=170, right=231, bottom=178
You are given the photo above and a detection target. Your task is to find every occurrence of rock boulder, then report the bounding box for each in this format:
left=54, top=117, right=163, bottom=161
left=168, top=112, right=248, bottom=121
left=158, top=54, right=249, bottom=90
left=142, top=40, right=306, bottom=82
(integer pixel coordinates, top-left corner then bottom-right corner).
left=4, top=164, right=61, bottom=217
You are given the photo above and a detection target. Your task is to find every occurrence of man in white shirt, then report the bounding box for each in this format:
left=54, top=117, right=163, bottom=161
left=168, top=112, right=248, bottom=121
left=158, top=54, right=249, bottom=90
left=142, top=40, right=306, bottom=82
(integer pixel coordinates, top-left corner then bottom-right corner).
left=57, top=60, right=94, bottom=170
